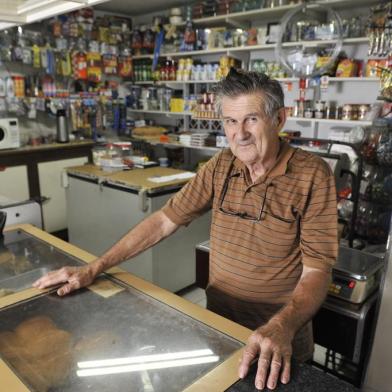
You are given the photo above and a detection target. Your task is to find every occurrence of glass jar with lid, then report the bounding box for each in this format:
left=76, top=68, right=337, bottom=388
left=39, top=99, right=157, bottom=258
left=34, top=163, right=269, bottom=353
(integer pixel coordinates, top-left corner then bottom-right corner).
left=342, top=104, right=353, bottom=120
left=113, top=141, right=133, bottom=158
left=92, top=144, right=107, bottom=166
left=107, top=143, right=122, bottom=155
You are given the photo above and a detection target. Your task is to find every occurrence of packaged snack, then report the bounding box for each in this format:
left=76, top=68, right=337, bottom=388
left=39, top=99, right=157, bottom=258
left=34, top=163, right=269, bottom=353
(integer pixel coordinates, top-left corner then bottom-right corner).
left=87, top=52, right=102, bottom=82
left=61, top=51, right=72, bottom=77
left=335, top=59, right=358, bottom=77
left=315, top=56, right=338, bottom=76
left=118, top=54, right=132, bottom=78
left=72, top=51, right=87, bottom=80
left=102, top=54, right=118, bottom=75
left=380, top=67, right=392, bottom=101
left=247, top=28, right=258, bottom=46
left=366, top=59, right=380, bottom=77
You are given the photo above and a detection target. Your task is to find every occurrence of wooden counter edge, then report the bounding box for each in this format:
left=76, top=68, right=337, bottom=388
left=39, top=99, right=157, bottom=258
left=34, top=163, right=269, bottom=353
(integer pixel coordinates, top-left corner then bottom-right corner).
left=0, top=360, right=29, bottom=392
left=183, top=350, right=245, bottom=392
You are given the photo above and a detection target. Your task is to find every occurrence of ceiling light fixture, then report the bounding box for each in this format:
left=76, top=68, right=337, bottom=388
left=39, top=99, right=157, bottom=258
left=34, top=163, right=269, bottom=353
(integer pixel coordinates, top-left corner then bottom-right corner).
left=17, top=0, right=59, bottom=14
left=0, top=0, right=109, bottom=31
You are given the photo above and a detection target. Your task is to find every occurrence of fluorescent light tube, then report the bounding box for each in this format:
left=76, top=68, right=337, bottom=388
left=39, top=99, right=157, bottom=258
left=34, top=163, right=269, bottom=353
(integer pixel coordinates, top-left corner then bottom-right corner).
left=78, top=348, right=214, bottom=369
left=77, top=355, right=220, bottom=377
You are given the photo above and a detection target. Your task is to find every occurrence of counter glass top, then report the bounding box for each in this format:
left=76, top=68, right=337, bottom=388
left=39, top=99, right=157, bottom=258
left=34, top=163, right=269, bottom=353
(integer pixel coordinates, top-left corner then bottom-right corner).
left=0, top=276, right=243, bottom=392
left=0, top=229, right=83, bottom=295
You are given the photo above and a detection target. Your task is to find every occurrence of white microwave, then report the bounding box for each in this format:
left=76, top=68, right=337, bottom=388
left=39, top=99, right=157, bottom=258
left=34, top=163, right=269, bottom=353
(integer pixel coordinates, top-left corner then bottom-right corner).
left=0, top=118, right=20, bottom=149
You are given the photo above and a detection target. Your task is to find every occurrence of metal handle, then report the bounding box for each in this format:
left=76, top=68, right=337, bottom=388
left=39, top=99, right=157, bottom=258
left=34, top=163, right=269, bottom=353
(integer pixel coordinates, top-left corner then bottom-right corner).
left=138, top=189, right=149, bottom=212
left=0, top=211, right=7, bottom=237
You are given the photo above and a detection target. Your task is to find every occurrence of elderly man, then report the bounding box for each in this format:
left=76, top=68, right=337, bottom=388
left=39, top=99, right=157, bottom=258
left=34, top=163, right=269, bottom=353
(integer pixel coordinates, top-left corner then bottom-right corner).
left=34, top=68, right=338, bottom=390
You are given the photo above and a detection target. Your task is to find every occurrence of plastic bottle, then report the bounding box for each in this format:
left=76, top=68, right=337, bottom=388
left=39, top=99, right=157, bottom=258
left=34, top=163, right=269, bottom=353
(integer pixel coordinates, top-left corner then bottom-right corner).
left=5, top=76, right=14, bottom=98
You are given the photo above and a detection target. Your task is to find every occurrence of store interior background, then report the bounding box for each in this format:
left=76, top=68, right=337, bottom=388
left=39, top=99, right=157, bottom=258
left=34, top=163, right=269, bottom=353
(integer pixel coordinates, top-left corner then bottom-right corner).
left=0, top=1, right=392, bottom=391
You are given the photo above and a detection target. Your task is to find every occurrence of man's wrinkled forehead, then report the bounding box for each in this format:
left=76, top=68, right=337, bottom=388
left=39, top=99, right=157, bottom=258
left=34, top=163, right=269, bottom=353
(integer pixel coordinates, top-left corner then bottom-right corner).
left=221, top=93, right=267, bottom=116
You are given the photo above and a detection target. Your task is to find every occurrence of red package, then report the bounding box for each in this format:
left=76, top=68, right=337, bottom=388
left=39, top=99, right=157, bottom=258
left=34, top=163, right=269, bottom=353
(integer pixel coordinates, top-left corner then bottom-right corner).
left=72, top=51, right=87, bottom=80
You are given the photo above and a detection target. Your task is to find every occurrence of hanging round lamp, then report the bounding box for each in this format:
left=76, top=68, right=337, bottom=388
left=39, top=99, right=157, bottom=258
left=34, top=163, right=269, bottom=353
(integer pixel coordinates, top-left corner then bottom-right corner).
left=275, top=2, right=343, bottom=78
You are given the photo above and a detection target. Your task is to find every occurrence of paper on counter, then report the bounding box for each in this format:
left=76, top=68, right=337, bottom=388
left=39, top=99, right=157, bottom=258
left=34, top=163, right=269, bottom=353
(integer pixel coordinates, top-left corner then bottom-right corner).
left=88, top=277, right=125, bottom=298
left=147, top=172, right=195, bottom=183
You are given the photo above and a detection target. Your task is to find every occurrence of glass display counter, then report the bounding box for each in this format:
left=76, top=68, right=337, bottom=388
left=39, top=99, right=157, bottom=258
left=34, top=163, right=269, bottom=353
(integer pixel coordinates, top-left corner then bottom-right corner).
left=0, top=224, right=248, bottom=392
left=0, top=228, right=83, bottom=295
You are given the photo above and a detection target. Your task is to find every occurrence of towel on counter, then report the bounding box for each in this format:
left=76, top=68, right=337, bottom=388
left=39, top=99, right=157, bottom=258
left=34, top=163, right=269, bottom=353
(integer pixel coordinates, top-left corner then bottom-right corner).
left=147, top=172, right=195, bottom=183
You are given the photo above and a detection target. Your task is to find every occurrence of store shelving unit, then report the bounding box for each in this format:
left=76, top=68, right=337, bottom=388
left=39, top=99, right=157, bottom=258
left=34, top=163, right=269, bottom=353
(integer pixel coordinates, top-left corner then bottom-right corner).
left=134, top=80, right=218, bottom=85
left=127, top=109, right=192, bottom=116
left=192, top=3, right=298, bottom=26
left=133, top=77, right=380, bottom=86
left=287, top=117, right=372, bottom=126
left=190, top=0, right=380, bottom=27
left=132, top=37, right=370, bottom=61
left=128, top=0, right=380, bottom=152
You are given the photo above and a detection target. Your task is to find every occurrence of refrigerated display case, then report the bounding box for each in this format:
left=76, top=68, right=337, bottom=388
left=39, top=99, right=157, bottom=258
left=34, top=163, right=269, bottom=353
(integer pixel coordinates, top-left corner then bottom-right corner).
left=65, top=165, right=211, bottom=292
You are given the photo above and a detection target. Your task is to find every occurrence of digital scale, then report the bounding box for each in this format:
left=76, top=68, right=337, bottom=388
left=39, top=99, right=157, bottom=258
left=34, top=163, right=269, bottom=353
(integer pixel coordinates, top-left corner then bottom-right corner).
left=329, top=246, right=384, bottom=304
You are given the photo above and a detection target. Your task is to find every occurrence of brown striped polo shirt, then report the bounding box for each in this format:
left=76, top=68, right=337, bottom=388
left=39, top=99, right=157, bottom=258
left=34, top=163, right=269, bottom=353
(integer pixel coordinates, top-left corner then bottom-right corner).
left=162, top=141, right=338, bottom=305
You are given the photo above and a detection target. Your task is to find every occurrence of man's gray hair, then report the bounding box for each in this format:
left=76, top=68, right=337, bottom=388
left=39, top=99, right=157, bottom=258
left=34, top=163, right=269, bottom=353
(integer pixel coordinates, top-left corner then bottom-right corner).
left=213, top=68, right=284, bottom=121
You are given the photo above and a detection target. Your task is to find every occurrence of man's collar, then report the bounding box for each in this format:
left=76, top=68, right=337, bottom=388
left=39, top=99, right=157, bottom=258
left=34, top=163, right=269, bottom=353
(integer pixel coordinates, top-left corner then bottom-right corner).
left=232, top=141, right=295, bottom=179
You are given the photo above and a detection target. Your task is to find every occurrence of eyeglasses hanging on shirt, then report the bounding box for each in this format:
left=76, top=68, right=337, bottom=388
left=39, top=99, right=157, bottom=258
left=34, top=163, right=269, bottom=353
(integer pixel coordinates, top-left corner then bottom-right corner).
left=218, top=170, right=297, bottom=223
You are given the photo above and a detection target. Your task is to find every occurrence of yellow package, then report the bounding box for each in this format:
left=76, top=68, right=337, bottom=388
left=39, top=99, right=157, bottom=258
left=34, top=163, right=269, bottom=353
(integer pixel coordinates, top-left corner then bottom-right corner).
left=61, top=52, right=72, bottom=77
left=336, top=59, right=358, bottom=77
left=32, top=45, right=40, bottom=68
left=316, top=56, right=338, bottom=76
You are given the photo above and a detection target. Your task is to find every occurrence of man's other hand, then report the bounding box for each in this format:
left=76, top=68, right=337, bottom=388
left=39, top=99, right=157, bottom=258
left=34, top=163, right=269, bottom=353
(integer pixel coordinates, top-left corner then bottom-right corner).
left=238, top=320, right=293, bottom=390
left=33, top=265, right=96, bottom=296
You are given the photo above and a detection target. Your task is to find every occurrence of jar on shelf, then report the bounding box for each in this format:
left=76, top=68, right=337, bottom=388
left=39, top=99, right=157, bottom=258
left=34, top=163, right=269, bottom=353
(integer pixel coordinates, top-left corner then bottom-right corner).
left=92, top=144, right=107, bottom=166
left=342, top=103, right=354, bottom=120
left=360, top=119, right=386, bottom=164
left=314, top=109, right=324, bottom=119
left=113, top=141, right=133, bottom=158
left=105, top=143, right=122, bottom=159
left=358, top=104, right=370, bottom=121
left=376, top=120, right=392, bottom=166
left=304, top=108, right=313, bottom=118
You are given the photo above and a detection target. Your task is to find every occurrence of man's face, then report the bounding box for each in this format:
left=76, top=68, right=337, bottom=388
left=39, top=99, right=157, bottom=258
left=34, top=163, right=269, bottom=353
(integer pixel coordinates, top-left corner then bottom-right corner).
left=221, top=93, right=283, bottom=165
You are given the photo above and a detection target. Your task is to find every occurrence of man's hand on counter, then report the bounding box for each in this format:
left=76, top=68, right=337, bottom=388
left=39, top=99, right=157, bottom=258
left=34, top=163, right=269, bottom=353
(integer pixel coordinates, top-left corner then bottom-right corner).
left=33, top=264, right=99, bottom=296
left=238, top=319, right=293, bottom=390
